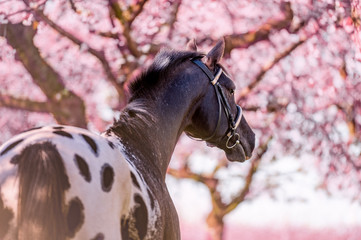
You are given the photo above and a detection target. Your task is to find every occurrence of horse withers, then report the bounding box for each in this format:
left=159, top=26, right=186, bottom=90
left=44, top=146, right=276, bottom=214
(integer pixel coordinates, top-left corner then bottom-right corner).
left=0, top=39, right=255, bottom=240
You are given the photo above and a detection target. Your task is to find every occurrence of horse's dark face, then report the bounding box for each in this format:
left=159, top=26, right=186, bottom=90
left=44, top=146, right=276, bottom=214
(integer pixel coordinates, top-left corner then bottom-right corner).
left=185, top=40, right=255, bottom=162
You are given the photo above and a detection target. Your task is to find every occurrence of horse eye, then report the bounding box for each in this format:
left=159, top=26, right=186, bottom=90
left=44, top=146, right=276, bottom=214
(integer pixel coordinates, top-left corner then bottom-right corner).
left=230, top=89, right=235, bottom=95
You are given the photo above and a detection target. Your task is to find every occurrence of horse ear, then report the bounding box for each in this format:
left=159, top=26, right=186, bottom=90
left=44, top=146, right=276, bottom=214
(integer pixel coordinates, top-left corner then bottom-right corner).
left=204, top=39, right=225, bottom=71
left=186, top=39, right=198, bottom=52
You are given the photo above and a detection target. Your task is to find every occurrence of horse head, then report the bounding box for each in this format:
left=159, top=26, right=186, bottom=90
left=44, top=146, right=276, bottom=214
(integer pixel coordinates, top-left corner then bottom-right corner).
left=185, top=39, right=255, bottom=162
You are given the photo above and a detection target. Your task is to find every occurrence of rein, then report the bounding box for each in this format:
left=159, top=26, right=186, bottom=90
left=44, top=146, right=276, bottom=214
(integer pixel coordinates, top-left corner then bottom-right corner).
left=191, top=58, right=243, bottom=149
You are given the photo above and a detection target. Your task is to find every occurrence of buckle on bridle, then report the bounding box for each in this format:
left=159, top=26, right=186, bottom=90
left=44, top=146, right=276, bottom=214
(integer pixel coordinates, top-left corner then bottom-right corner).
left=226, top=132, right=240, bottom=149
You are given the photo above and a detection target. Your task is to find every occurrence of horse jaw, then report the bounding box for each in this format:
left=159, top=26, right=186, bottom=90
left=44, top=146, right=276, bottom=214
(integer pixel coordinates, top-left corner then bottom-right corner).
left=206, top=140, right=248, bottom=162
left=224, top=143, right=247, bottom=162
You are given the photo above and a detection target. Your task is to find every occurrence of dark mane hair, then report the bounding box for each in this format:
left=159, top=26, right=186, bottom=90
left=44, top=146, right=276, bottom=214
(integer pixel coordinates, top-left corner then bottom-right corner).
left=129, top=49, right=203, bottom=100
left=107, top=49, right=203, bottom=159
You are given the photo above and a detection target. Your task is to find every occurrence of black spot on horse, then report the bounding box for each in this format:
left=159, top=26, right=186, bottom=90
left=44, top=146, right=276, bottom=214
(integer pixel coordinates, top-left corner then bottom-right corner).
left=130, top=172, right=141, bottom=189
left=101, top=164, right=114, bottom=192
left=108, top=141, right=115, bottom=149
left=90, top=232, right=105, bottom=240
left=21, top=126, right=43, bottom=133
left=134, top=194, right=148, bottom=239
left=120, top=217, right=130, bottom=240
left=10, top=154, right=20, bottom=164
left=53, top=130, right=73, bottom=139
left=147, top=188, right=155, bottom=210
left=80, top=134, right=98, bottom=156
left=0, top=139, right=24, bottom=156
left=66, top=197, right=85, bottom=238
left=74, top=154, right=91, bottom=182
left=0, top=194, right=14, bottom=239
left=53, top=126, right=64, bottom=130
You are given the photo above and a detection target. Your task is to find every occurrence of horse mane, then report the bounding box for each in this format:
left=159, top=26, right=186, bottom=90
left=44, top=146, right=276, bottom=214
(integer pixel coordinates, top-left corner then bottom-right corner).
left=129, top=49, right=203, bottom=100
left=107, top=49, right=203, bottom=154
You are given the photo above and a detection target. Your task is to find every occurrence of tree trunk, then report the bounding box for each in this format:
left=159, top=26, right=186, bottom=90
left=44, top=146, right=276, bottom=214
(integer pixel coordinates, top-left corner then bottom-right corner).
left=206, top=211, right=224, bottom=240
left=0, top=23, right=87, bottom=128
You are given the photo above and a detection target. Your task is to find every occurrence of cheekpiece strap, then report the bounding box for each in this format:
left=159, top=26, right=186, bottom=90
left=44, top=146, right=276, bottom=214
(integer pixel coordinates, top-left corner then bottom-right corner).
left=191, top=59, right=215, bottom=82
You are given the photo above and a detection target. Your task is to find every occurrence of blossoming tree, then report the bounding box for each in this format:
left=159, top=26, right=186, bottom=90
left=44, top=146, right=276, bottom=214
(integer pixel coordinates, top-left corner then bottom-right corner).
left=0, top=0, right=360, bottom=239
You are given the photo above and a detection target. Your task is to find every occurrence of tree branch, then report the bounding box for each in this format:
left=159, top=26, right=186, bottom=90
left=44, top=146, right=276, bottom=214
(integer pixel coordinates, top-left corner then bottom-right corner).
left=31, top=10, right=127, bottom=106
left=223, top=136, right=272, bottom=215
left=0, top=94, right=50, bottom=113
left=68, top=0, right=78, bottom=12
left=242, top=105, right=261, bottom=112
left=0, top=23, right=65, bottom=99
left=167, top=164, right=216, bottom=187
left=335, top=103, right=358, bottom=142
left=128, top=0, right=148, bottom=27
left=167, top=0, right=182, bottom=39
left=90, top=30, right=119, bottom=39
left=108, top=0, right=145, bottom=58
left=0, top=23, right=87, bottom=127
left=237, top=37, right=308, bottom=101
left=223, top=2, right=294, bottom=55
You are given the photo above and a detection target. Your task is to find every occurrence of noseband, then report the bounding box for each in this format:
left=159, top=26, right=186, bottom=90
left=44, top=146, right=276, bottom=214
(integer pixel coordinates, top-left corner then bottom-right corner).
left=191, top=58, right=243, bottom=149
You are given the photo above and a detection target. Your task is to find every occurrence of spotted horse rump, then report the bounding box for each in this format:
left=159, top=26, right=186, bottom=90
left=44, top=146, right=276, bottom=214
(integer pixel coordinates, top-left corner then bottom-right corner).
left=0, top=40, right=255, bottom=240
left=0, top=125, right=159, bottom=239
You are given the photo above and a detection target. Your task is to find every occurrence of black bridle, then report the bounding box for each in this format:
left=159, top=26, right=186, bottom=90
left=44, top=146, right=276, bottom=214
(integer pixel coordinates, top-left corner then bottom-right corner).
left=191, top=58, right=243, bottom=149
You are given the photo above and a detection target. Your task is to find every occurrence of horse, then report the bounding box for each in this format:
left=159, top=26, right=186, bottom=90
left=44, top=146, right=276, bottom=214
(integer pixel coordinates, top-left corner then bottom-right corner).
left=0, top=39, right=255, bottom=240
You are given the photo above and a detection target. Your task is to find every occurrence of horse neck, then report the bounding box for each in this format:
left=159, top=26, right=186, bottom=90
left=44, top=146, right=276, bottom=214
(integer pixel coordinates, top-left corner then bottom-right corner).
left=111, top=76, right=202, bottom=181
